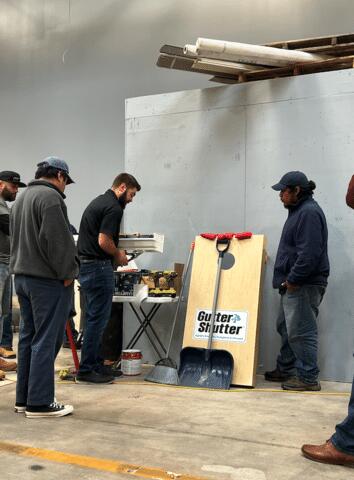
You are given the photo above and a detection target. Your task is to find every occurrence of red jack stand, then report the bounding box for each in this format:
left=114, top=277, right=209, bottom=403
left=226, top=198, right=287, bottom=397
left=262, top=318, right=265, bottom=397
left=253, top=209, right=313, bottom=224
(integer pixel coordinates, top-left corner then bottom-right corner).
left=65, top=320, right=80, bottom=372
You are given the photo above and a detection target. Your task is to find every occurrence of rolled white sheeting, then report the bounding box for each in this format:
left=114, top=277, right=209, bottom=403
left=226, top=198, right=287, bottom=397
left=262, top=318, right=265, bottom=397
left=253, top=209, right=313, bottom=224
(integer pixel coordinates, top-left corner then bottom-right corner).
left=185, top=38, right=327, bottom=67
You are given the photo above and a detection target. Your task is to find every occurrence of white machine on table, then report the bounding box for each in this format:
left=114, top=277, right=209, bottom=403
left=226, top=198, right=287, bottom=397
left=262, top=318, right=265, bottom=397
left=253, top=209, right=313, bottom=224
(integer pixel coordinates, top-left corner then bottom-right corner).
left=119, top=233, right=164, bottom=260
left=116, top=233, right=164, bottom=300
left=115, top=233, right=177, bottom=360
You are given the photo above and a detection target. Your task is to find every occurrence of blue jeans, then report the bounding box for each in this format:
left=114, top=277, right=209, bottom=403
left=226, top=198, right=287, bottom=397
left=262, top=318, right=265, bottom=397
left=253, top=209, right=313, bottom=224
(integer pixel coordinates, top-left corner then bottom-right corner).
left=1, top=274, right=13, bottom=348
left=78, top=261, right=114, bottom=374
left=0, top=263, right=11, bottom=344
left=0, top=311, right=13, bottom=348
left=15, top=275, right=72, bottom=406
left=276, top=285, right=326, bottom=383
left=331, top=373, right=354, bottom=455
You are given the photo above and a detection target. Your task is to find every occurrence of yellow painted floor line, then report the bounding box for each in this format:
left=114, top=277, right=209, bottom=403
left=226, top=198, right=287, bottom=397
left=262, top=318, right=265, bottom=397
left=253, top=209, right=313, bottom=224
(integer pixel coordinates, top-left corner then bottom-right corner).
left=61, top=379, right=351, bottom=396
left=120, top=383, right=350, bottom=396
left=0, top=441, right=208, bottom=480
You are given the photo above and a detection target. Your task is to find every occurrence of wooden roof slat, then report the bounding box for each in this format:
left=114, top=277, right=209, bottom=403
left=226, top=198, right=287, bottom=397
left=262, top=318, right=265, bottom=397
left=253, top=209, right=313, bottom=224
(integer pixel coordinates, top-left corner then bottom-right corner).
left=209, top=76, right=239, bottom=84
left=265, top=33, right=354, bottom=50
left=192, top=58, right=268, bottom=75
left=160, top=45, right=194, bottom=58
left=157, top=54, right=237, bottom=80
left=157, top=33, right=354, bottom=85
left=240, top=55, right=354, bottom=82
left=301, top=43, right=354, bottom=56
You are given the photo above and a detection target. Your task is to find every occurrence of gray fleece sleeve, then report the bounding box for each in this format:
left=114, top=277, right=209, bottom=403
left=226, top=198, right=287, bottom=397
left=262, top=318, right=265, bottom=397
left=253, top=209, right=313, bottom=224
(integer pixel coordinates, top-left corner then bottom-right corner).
left=39, top=204, right=79, bottom=280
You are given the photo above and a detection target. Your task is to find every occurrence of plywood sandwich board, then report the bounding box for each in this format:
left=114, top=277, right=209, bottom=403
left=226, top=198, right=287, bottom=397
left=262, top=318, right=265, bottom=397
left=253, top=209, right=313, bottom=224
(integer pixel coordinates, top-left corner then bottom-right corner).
left=182, top=234, right=266, bottom=387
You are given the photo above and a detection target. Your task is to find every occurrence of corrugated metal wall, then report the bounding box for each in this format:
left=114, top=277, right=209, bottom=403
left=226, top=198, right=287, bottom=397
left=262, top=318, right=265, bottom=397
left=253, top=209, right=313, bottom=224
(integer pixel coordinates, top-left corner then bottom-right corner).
left=125, top=70, right=354, bottom=381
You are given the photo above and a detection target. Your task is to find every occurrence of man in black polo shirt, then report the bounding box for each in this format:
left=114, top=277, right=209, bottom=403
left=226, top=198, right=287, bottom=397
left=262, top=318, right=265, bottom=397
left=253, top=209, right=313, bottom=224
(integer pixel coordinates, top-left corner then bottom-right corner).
left=76, top=173, right=141, bottom=384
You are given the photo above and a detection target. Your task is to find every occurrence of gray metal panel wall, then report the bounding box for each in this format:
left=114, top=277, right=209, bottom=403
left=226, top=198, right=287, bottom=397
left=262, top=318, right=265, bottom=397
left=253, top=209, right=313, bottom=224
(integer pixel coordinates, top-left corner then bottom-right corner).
left=126, top=69, right=354, bottom=381
left=125, top=91, right=246, bottom=363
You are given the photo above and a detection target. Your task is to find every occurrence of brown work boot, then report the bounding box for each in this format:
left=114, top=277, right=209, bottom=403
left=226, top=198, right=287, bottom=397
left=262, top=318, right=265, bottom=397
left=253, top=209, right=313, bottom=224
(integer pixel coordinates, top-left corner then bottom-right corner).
left=264, top=367, right=290, bottom=382
left=0, top=346, right=16, bottom=359
left=282, top=376, right=321, bottom=391
left=302, top=439, right=354, bottom=466
left=0, top=357, right=17, bottom=372
left=0, top=369, right=5, bottom=380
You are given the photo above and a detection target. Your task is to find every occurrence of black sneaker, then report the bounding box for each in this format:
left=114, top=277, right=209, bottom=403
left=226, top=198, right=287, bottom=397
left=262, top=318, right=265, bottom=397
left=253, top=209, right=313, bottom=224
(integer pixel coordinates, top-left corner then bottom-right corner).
left=282, top=376, right=321, bottom=391
left=100, top=365, right=123, bottom=378
left=25, top=401, right=74, bottom=418
left=264, top=367, right=290, bottom=382
left=14, top=403, right=26, bottom=413
left=75, top=371, right=115, bottom=384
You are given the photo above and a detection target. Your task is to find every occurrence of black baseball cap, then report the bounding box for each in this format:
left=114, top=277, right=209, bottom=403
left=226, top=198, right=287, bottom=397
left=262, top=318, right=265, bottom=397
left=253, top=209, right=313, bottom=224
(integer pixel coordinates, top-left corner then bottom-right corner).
left=0, top=171, right=26, bottom=187
left=272, top=171, right=309, bottom=191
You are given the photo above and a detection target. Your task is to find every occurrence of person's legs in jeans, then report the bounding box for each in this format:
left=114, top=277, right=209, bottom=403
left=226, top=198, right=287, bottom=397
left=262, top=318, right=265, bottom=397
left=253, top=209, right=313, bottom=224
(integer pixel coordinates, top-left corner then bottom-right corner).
left=0, top=263, right=11, bottom=347
left=282, top=285, right=325, bottom=383
left=79, top=262, right=114, bottom=375
left=63, top=285, right=79, bottom=345
left=331, top=374, right=354, bottom=455
left=15, top=275, right=35, bottom=405
left=1, top=277, right=13, bottom=350
left=100, top=302, right=123, bottom=363
left=1, top=311, right=14, bottom=349
left=276, top=296, right=297, bottom=376
left=15, top=275, right=72, bottom=406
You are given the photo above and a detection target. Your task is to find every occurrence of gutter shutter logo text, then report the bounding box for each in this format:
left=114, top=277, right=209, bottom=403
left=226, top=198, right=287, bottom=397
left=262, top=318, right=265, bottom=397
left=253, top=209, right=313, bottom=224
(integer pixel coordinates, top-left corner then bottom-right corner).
left=193, top=309, right=248, bottom=343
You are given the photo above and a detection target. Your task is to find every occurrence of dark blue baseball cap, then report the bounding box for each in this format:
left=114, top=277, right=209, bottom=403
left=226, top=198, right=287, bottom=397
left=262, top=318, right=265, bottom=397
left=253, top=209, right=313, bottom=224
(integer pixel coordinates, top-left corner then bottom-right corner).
left=272, top=171, right=309, bottom=191
left=37, top=156, right=74, bottom=184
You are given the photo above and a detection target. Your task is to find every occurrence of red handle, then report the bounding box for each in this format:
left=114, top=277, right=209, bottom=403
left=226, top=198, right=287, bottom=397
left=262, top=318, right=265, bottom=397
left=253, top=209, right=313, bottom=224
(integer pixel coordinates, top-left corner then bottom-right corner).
left=200, top=231, right=252, bottom=240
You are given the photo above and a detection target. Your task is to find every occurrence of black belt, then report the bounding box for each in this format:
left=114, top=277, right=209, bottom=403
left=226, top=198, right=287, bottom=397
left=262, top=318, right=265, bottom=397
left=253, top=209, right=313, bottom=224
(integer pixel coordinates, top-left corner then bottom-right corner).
left=79, top=256, right=111, bottom=264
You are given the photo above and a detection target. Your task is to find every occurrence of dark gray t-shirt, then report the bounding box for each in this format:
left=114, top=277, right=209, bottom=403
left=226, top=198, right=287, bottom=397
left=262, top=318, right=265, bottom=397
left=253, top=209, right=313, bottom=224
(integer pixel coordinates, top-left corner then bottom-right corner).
left=0, top=197, right=10, bottom=264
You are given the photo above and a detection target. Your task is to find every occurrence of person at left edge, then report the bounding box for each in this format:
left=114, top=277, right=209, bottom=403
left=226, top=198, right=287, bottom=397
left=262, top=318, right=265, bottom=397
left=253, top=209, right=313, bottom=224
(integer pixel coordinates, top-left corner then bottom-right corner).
left=0, top=171, right=26, bottom=378
left=10, top=157, right=78, bottom=418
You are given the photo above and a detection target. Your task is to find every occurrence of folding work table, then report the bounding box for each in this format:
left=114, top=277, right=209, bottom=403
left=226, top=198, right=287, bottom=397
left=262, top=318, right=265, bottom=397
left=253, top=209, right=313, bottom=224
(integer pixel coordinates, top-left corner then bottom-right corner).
left=112, top=294, right=178, bottom=360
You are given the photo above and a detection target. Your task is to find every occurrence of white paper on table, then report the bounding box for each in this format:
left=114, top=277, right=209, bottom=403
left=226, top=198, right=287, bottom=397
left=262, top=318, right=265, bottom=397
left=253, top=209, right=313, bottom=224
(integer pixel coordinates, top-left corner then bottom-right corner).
left=116, top=259, right=138, bottom=272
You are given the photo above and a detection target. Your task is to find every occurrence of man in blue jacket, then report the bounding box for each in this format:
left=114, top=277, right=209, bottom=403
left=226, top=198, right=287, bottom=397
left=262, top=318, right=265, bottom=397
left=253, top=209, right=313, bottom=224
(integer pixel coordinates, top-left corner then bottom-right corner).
left=265, top=171, right=329, bottom=391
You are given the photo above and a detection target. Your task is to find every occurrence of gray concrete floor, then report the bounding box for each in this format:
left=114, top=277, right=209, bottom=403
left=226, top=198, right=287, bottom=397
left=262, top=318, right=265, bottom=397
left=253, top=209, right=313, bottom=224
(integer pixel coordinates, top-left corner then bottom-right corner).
left=0, top=335, right=352, bottom=480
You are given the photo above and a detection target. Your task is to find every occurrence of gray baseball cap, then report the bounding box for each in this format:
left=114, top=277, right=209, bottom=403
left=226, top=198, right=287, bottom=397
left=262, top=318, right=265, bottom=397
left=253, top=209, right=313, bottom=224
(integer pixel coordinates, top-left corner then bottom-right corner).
left=37, top=156, right=74, bottom=184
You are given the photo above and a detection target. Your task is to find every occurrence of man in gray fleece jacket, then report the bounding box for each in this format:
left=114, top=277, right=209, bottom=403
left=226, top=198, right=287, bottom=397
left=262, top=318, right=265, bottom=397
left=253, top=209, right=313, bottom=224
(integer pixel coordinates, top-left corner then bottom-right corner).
left=10, top=157, right=78, bottom=418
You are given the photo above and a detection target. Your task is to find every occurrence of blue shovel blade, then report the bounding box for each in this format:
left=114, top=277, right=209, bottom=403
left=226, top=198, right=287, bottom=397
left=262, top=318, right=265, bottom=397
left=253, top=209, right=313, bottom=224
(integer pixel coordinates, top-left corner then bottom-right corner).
left=178, top=346, right=234, bottom=390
